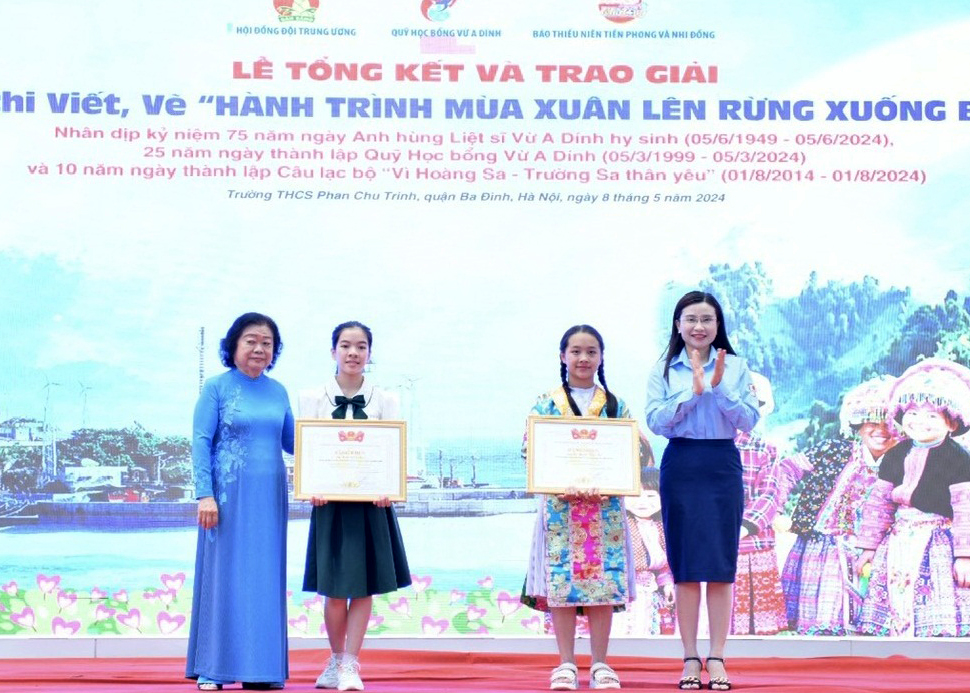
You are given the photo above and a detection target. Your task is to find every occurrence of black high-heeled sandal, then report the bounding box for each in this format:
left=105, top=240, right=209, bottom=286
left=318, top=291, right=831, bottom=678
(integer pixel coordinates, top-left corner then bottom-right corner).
left=705, top=657, right=731, bottom=691
left=679, top=656, right=703, bottom=690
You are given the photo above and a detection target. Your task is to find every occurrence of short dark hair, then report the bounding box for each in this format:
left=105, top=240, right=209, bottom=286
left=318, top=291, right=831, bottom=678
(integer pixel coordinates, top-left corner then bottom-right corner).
left=220, top=312, right=283, bottom=370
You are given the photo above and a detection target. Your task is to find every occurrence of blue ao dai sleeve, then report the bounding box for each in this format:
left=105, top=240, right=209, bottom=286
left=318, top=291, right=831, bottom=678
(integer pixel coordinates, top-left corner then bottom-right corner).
left=644, top=364, right=699, bottom=438
left=281, top=400, right=295, bottom=455
left=192, top=381, right=219, bottom=500
left=711, top=357, right=760, bottom=433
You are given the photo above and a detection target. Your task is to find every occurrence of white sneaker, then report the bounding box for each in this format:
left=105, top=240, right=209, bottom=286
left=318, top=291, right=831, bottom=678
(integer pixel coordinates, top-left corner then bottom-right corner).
left=336, top=657, right=364, bottom=691
left=315, top=657, right=340, bottom=689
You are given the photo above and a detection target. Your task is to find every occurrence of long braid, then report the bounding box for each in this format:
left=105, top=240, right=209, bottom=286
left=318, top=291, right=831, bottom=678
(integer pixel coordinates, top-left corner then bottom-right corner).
left=560, top=361, right=583, bottom=416
left=597, top=362, right=619, bottom=418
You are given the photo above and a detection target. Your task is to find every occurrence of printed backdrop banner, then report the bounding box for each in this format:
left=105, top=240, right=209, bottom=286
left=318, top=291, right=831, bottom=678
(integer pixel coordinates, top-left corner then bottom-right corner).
left=2, top=1, right=970, bottom=640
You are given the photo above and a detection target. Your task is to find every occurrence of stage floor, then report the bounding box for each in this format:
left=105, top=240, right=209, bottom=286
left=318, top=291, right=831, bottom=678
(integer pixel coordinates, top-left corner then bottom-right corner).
left=2, top=649, right=969, bottom=693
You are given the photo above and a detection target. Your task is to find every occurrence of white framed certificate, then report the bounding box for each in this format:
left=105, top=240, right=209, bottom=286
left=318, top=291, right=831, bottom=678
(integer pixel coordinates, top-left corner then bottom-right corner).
left=526, top=416, right=640, bottom=496
left=294, top=419, right=407, bottom=501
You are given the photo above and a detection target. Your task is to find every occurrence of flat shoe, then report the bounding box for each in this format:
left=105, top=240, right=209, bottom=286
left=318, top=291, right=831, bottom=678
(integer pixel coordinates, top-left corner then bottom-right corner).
left=590, top=662, right=621, bottom=689
left=550, top=662, right=579, bottom=691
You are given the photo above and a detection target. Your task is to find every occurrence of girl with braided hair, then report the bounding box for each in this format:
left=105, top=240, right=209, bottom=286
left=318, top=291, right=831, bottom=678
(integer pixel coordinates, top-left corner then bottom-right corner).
left=521, top=325, right=634, bottom=690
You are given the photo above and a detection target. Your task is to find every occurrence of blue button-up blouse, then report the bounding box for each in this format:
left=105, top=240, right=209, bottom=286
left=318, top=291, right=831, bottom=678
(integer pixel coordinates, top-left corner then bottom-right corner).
left=645, top=348, right=760, bottom=439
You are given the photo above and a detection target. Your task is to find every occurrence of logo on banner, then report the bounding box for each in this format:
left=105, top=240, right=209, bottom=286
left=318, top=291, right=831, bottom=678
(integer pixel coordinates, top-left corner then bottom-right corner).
left=421, top=0, right=460, bottom=22
left=275, top=0, right=319, bottom=23
left=599, top=1, right=646, bottom=23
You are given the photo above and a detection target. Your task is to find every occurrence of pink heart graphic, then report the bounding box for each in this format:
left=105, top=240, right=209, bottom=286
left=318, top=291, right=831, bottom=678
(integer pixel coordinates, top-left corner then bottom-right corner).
left=367, top=614, right=385, bottom=630
left=410, top=574, right=432, bottom=594
left=113, top=590, right=128, bottom=603
left=288, top=614, right=308, bottom=632
left=37, top=574, right=60, bottom=595
left=11, top=607, right=36, bottom=629
left=94, top=605, right=116, bottom=622
left=51, top=617, right=81, bottom=636
left=449, top=589, right=466, bottom=604
left=160, top=572, right=185, bottom=591
left=116, top=608, right=142, bottom=631
left=466, top=605, right=487, bottom=621
left=2, top=581, right=17, bottom=596
left=477, top=576, right=494, bottom=588
left=156, top=611, right=186, bottom=635
left=142, top=590, right=158, bottom=602
left=520, top=615, right=542, bottom=632
left=158, top=589, right=176, bottom=606
left=303, top=596, right=324, bottom=613
left=473, top=624, right=489, bottom=634
left=56, top=590, right=77, bottom=610
left=420, top=616, right=449, bottom=636
left=388, top=597, right=410, bottom=617
left=497, top=591, right=521, bottom=618
left=90, top=587, right=106, bottom=600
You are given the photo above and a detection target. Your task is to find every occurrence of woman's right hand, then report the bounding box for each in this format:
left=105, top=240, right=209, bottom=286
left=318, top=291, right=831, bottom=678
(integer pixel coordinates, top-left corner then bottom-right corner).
left=689, top=348, right=705, bottom=395
left=198, top=496, right=219, bottom=529
left=855, top=549, right=876, bottom=576
left=310, top=496, right=329, bottom=506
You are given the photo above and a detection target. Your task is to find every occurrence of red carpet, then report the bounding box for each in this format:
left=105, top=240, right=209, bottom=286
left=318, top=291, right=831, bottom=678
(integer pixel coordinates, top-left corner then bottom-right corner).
left=1, top=649, right=968, bottom=692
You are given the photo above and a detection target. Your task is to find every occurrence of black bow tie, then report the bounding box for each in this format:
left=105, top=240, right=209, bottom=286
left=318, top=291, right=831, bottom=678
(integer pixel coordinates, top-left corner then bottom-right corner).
left=333, top=394, right=368, bottom=420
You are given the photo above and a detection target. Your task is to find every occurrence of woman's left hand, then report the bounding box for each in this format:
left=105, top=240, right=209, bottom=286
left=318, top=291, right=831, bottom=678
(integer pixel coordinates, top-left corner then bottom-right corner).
left=373, top=496, right=392, bottom=507
left=710, top=349, right=727, bottom=388
left=954, top=557, right=970, bottom=588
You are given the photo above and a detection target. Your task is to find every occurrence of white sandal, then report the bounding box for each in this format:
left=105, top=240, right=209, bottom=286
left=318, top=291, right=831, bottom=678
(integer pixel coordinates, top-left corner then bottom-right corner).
left=590, top=662, right=621, bottom=689
left=550, top=662, right=579, bottom=691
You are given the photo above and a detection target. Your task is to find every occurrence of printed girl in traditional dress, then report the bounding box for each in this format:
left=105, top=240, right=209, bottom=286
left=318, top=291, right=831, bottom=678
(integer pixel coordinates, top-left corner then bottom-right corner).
left=621, top=465, right=676, bottom=636
left=855, top=358, right=970, bottom=637
left=299, top=321, right=411, bottom=690
left=522, top=325, right=634, bottom=691
left=731, top=373, right=793, bottom=636
left=781, top=375, right=898, bottom=635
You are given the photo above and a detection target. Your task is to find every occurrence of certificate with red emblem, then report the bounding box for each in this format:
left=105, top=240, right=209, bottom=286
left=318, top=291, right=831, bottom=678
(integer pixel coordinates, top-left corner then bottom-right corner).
left=294, top=420, right=407, bottom=501
left=526, top=416, right=640, bottom=496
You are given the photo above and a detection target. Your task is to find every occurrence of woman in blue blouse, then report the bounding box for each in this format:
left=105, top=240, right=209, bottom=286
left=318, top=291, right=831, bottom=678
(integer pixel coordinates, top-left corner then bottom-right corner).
left=186, top=313, right=295, bottom=691
left=645, top=292, right=759, bottom=691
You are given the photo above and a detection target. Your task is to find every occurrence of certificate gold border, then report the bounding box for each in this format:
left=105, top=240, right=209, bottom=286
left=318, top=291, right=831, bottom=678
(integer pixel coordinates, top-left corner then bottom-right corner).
left=294, top=419, right=407, bottom=501
left=526, top=416, right=640, bottom=496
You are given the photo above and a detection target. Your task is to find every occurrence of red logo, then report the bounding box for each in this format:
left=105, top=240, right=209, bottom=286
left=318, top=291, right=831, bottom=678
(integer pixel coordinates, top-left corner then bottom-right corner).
left=599, top=1, right=645, bottom=24
left=275, top=0, right=319, bottom=23
left=571, top=428, right=598, bottom=440
left=338, top=431, right=365, bottom=442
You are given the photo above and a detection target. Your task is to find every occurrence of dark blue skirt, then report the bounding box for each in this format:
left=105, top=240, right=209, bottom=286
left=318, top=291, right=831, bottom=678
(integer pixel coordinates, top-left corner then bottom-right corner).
left=659, top=437, right=743, bottom=583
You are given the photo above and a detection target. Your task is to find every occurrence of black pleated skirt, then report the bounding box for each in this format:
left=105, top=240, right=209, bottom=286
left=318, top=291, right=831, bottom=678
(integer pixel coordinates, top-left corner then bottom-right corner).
left=659, top=437, right=743, bottom=583
left=303, top=502, right=412, bottom=598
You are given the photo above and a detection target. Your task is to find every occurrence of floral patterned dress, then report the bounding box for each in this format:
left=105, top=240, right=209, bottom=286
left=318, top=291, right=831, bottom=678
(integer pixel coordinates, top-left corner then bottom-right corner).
left=521, top=386, right=635, bottom=612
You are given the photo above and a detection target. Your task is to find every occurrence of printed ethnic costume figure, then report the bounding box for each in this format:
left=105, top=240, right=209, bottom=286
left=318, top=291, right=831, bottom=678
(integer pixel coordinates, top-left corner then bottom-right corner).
left=856, top=359, right=970, bottom=637
left=780, top=375, right=897, bottom=635
left=521, top=384, right=636, bottom=613
left=731, top=373, right=794, bottom=636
